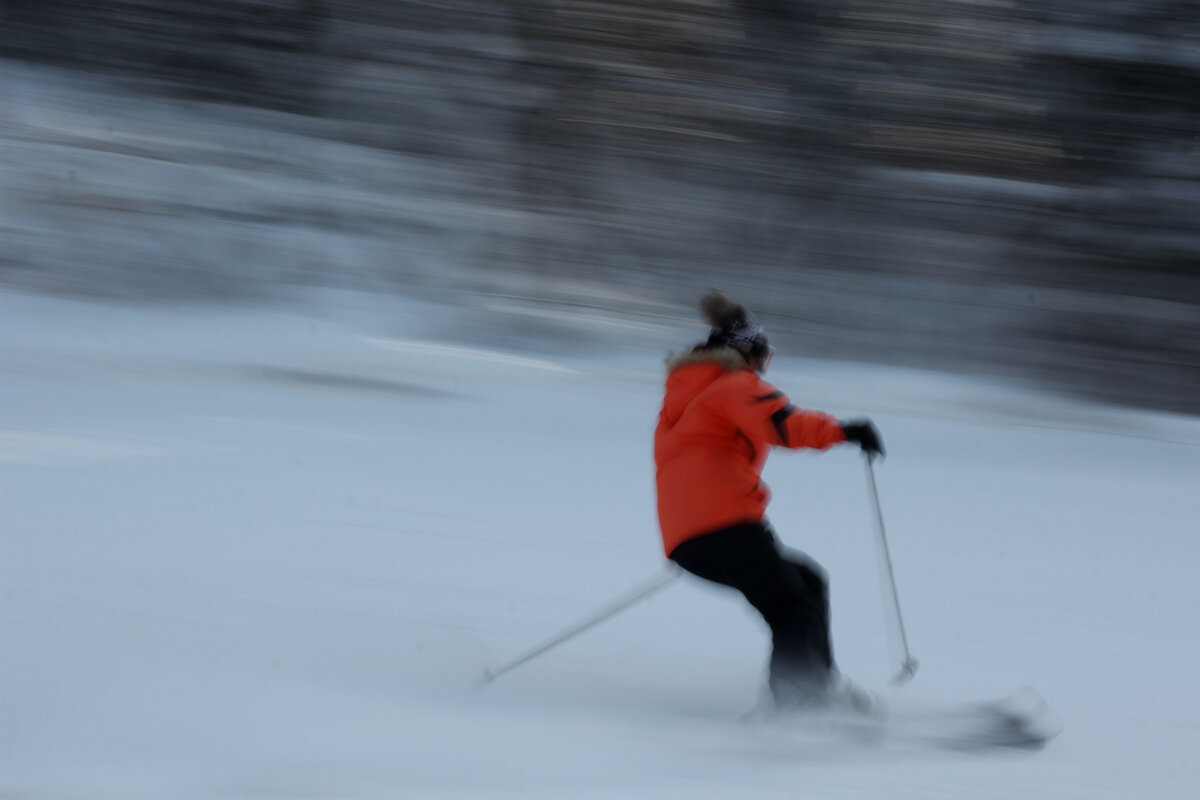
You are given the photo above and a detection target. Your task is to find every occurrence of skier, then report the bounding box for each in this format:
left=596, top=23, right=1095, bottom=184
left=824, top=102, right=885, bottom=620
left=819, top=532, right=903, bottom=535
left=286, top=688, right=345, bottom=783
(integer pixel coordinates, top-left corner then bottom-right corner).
left=654, top=291, right=884, bottom=710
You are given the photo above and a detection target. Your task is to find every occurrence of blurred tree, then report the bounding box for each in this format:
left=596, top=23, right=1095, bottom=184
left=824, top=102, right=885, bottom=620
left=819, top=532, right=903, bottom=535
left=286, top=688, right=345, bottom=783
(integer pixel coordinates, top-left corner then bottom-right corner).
left=0, top=0, right=1195, bottom=409
left=0, top=0, right=330, bottom=112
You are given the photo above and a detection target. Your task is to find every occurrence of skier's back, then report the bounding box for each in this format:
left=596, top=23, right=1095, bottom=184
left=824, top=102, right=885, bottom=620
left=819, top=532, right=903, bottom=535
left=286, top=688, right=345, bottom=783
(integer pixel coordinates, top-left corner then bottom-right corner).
left=654, top=291, right=883, bottom=708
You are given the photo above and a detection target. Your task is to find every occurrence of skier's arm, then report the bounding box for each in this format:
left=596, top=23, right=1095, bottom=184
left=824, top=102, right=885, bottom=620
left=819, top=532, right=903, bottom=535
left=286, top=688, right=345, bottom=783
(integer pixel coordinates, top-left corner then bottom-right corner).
left=720, top=376, right=847, bottom=450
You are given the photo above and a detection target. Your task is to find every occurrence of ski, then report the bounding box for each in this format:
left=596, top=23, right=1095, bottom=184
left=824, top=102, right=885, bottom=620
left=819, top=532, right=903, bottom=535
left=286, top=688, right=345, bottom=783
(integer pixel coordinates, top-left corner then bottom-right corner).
left=747, top=688, right=1059, bottom=753
left=895, top=691, right=1058, bottom=751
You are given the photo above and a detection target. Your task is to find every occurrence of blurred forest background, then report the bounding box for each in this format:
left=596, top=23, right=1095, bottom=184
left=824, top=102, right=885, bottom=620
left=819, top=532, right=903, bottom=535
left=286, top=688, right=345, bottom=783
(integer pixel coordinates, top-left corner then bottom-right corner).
left=1, top=0, right=1197, bottom=412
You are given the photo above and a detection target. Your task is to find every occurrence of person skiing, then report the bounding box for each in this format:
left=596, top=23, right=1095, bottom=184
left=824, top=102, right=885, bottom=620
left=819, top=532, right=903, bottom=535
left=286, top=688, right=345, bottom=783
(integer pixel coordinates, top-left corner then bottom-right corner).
left=654, top=290, right=884, bottom=710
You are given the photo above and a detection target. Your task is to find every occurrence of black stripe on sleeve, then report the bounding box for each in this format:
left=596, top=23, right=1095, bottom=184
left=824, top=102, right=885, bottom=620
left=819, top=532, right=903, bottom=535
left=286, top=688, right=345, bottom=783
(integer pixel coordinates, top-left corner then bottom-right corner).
left=754, top=391, right=785, bottom=403
left=771, top=404, right=796, bottom=446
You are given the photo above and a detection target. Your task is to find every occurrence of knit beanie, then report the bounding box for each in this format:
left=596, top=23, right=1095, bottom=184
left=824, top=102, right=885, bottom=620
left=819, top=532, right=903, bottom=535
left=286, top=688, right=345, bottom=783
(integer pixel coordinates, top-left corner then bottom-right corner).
left=699, top=290, right=770, bottom=360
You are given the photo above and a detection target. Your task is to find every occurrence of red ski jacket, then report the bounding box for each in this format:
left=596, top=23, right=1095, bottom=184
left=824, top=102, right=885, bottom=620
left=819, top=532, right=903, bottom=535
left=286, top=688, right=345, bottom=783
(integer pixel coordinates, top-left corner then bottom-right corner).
left=654, top=348, right=846, bottom=556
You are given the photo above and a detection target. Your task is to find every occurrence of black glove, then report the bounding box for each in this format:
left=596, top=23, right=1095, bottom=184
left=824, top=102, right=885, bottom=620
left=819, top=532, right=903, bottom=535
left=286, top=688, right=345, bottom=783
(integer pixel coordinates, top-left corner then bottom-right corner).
left=840, top=419, right=885, bottom=460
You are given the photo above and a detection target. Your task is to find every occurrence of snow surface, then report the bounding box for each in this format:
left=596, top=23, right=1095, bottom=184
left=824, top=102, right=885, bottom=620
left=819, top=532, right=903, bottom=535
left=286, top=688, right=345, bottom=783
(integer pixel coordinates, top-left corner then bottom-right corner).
left=3, top=289, right=1199, bottom=799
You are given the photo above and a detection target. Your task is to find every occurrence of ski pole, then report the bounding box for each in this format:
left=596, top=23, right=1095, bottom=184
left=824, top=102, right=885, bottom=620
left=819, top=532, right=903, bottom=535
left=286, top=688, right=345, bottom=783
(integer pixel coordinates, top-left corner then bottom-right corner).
left=478, top=563, right=682, bottom=686
left=865, top=454, right=919, bottom=685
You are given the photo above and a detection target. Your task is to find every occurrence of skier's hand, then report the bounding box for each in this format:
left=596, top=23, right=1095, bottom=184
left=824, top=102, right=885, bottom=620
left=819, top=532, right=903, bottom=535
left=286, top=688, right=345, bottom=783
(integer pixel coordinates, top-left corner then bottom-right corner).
left=840, top=419, right=885, bottom=460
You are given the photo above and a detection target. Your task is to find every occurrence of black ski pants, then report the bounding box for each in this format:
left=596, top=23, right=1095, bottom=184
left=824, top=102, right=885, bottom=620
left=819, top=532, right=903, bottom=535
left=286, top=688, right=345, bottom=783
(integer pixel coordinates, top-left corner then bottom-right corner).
left=669, top=522, right=834, bottom=688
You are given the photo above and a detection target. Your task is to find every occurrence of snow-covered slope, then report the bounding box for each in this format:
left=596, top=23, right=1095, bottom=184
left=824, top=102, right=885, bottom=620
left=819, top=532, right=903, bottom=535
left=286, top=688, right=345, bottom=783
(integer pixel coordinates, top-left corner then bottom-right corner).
left=3, top=290, right=1198, bottom=799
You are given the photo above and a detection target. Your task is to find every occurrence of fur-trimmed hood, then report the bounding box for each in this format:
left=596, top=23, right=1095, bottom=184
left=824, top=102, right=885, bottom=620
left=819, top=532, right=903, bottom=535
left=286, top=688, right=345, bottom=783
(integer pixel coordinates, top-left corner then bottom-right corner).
left=659, top=346, right=751, bottom=429
left=664, top=346, right=749, bottom=374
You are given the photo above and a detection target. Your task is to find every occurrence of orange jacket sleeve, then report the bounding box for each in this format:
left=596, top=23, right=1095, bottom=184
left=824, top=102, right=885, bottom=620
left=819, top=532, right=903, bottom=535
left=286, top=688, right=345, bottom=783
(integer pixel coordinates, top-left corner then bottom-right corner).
left=716, top=373, right=847, bottom=450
